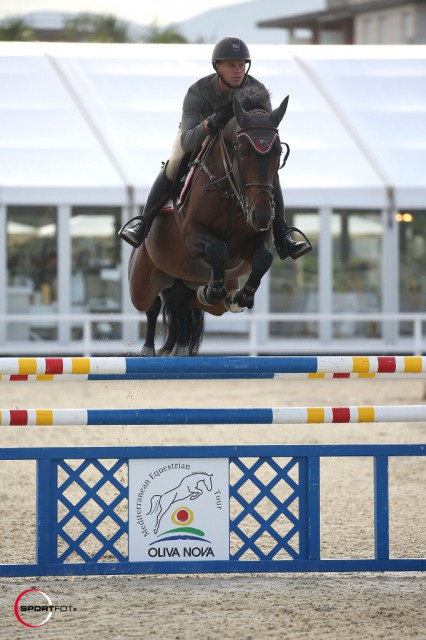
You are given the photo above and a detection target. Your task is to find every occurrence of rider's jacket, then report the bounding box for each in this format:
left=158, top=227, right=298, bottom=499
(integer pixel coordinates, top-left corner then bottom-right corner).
left=180, top=73, right=271, bottom=154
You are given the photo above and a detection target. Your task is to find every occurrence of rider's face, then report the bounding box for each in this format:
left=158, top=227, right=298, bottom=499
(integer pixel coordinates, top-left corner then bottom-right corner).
left=216, top=60, right=246, bottom=90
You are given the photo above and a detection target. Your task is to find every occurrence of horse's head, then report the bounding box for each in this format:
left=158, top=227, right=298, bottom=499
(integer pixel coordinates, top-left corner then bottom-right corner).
left=197, top=473, right=213, bottom=492
left=229, top=93, right=289, bottom=232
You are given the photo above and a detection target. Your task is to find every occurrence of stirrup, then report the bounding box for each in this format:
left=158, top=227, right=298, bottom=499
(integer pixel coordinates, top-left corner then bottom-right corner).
left=118, top=215, right=144, bottom=236
left=284, top=226, right=313, bottom=260
left=118, top=215, right=146, bottom=248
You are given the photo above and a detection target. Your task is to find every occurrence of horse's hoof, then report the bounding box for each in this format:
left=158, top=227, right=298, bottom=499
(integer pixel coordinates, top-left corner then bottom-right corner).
left=197, top=284, right=227, bottom=306
left=197, top=285, right=214, bottom=306
left=141, top=345, right=155, bottom=357
left=172, top=344, right=190, bottom=357
left=224, top=290, right=246, bottom=313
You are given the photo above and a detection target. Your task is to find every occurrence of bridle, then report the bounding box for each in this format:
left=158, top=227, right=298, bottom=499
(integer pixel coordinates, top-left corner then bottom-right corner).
left=217, top=113, right=290, bottom=223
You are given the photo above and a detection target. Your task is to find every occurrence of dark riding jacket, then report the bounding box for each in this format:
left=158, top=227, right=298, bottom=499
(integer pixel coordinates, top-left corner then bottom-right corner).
left=180, top=73, right=271, bottom=154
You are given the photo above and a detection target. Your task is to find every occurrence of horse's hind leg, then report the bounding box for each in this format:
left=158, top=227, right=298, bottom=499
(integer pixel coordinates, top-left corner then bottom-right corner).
left=142, top=296, right=162, bottom=356
left=158, top=281, right=205, bottom=357
left=159, top=282, right=193, bottom=357
left=173, top=304, right=193, bottom=356
left=162, top=303, right=192, bottom=357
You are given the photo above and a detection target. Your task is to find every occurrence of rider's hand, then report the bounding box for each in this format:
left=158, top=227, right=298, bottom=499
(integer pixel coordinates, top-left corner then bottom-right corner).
left=206, top=103, right=234, bottom=132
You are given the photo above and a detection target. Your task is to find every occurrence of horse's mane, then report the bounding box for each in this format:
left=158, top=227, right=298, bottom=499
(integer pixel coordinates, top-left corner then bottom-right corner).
left=233, top=86, right=272, bottom=114
left=223, top=86, right=272, bottom=140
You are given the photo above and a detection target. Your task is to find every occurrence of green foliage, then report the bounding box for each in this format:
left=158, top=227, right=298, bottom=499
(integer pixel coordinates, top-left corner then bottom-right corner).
left=0, top=14, right=189, bottom=44
left=63, top=13, right=132, bottom=43
left=141, top=23, right=188, bottom=43
left=0, top=19, right=36, bottom=41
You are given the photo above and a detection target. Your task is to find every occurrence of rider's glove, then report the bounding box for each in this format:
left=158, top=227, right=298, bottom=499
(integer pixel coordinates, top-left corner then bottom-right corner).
left=206, top=103, right=234, bottom=133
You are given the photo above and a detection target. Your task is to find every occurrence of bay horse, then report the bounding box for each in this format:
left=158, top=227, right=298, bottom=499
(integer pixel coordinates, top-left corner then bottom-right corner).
left=128, top=87, right=290, bottom=356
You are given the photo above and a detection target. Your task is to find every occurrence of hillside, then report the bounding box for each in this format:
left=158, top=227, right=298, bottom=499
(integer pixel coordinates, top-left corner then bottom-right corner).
left=176, top=0, right=325, bottom=44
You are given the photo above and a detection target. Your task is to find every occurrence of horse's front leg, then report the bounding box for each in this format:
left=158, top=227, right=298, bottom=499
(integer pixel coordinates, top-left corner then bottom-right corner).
left=225, top=242, right=273, bottom=312
left=197, top=240, right=229, bottom=306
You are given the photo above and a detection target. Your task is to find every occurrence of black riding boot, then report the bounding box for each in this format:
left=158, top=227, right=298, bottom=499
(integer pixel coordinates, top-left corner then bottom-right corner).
left=273, top=180, right=312, bottom=261
left=119, top=164, right=173, bottom=248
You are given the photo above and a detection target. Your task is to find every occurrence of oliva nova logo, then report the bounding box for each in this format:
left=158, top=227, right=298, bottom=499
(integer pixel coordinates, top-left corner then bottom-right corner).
left=129, top=458, right=230, bottom=562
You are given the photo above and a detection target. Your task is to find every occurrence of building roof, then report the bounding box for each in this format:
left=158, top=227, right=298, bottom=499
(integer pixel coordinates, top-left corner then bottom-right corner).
left=258, top=0, right=424, bottom=29
left=0, top=42, right=425, bottom=209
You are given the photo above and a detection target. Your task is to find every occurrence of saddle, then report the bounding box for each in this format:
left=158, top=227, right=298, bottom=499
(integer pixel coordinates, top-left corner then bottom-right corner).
left=159, top=140, right=214, bottom=217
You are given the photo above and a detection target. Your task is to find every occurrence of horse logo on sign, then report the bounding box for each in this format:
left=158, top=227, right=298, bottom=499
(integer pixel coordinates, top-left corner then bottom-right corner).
left=147, top=472, right=213, bottom=534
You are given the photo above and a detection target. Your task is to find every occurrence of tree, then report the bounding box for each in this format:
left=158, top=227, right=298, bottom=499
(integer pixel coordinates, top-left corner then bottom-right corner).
left=0, top=13, right=188, bottom=44
left=141, top=23, right=187, bottom=44
left=0, top=19, right=36, bottom=41
left=63, top=13, right=132, bottom=43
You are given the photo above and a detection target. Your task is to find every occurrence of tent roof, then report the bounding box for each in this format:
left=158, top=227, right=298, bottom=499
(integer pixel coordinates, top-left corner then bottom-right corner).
left=0, top=42, right=425, bottom=208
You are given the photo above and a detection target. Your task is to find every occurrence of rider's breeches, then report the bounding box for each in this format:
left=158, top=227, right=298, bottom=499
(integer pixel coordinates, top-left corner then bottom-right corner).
left=164, top=124, right=185, bottom=182
left=166, top=125, right=207, bottom=182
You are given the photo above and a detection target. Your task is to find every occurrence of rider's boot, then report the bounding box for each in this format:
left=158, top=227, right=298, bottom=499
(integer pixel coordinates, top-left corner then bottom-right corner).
left=273, top=181, right=312, bottom=261
left=119, top=164, right=173, bottom=248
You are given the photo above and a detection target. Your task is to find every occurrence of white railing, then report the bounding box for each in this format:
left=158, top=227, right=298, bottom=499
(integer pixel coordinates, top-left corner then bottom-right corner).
left=0, top=311, right=425, bottom=356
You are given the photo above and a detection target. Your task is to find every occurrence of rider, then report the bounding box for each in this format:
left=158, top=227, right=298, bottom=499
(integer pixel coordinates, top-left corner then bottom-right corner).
left=119, top=36, right=311, bottom=261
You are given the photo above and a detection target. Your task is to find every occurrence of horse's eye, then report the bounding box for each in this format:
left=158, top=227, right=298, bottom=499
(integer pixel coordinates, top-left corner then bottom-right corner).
left=238, top=146, right=245, bottom=156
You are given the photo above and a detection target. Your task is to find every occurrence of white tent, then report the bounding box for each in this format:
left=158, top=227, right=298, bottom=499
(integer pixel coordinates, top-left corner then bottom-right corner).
left=38, top=214, right=116, bottom=237
left=0, top=42, right=425, bottom=210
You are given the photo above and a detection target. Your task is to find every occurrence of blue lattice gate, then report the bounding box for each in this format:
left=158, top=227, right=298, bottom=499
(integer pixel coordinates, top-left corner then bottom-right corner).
left=0, top=444, right=424, bottom=576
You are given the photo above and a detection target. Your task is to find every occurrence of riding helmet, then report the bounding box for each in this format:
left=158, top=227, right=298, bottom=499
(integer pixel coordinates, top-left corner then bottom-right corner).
left=212, top=37, right=251, bottom=67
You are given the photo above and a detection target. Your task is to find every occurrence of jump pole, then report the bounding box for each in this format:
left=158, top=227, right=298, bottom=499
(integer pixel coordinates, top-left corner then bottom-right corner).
left=2, top=405, right=426, bottom=426
left=1, top=355, right=426, bottom=380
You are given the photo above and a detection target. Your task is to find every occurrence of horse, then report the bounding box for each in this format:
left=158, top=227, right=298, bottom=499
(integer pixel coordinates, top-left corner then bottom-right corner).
left=147, top=472, right=213, bottom=534
left=128, top=87, right=290, bottom=356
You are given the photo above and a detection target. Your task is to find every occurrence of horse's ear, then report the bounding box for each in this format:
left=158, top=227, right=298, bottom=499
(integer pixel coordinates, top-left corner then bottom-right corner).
left=233, top=96, right=250, bottom=128
left=270, top=95, right=289, bottom=127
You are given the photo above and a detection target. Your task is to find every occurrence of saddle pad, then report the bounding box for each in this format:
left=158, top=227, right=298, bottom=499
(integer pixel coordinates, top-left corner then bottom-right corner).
left=160, top=199, right=174, bottom=214
left=178, top=139, right=211, bottom=206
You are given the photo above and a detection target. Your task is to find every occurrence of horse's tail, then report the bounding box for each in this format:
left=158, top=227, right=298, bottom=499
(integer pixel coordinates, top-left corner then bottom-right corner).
left=188, top=308, right=204, bottom=355
left=147, top=494, right=161, bottom=515
left=158, top=303, right=204, bottom=357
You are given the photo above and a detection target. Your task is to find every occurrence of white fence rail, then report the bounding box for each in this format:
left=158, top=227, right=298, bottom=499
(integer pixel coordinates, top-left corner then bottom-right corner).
left=0, top=312, right=425, bottom=356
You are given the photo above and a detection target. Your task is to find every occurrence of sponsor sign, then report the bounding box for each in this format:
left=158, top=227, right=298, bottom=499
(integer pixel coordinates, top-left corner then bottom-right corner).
left=129, top=458, right=229, bottom=561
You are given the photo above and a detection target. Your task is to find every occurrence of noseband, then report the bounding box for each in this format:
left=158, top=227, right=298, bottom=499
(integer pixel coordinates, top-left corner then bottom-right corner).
left=218, top=114, right=290, bottom=222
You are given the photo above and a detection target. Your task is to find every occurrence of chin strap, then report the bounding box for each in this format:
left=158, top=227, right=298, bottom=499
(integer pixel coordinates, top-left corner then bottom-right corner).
left=214, top=62, right=251, bottom=90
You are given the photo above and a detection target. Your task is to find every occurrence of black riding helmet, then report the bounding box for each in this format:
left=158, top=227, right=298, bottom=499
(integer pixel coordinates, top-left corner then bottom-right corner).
left=212, top=36, right=251, bottom=88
